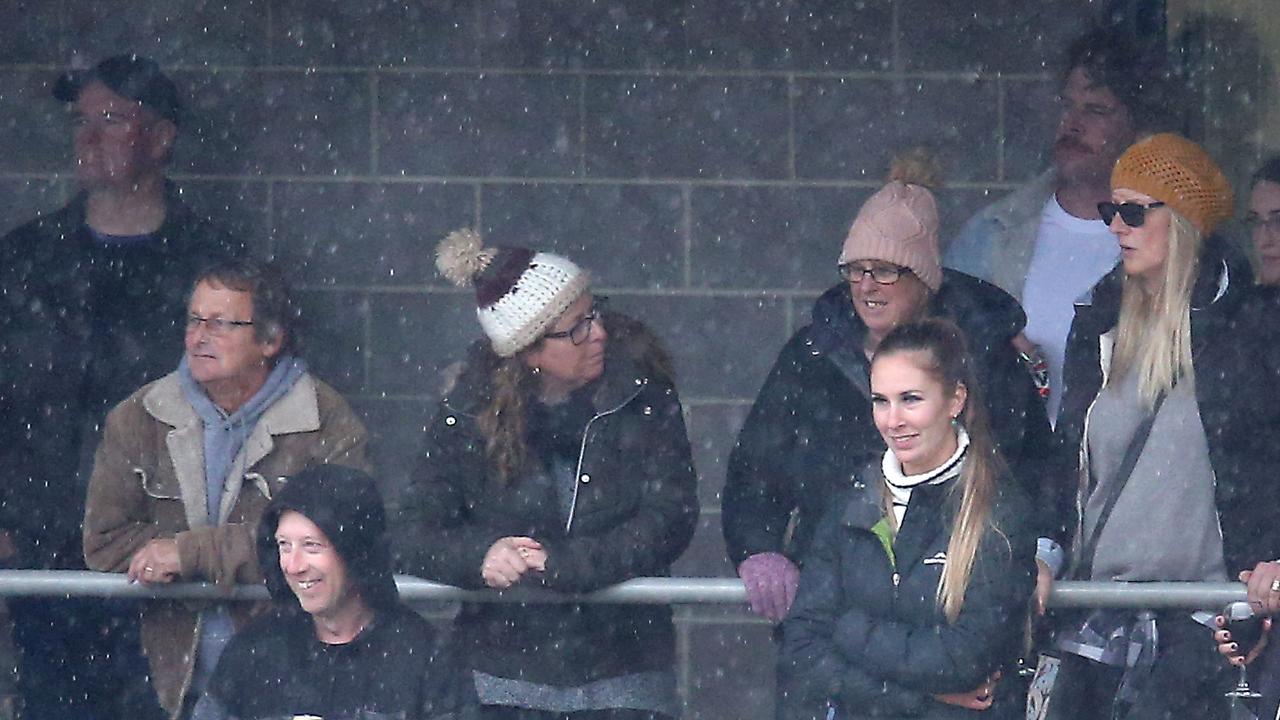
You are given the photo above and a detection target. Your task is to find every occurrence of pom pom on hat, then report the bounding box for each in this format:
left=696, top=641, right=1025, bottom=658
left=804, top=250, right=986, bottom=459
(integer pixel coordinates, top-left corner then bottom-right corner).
left=1110, top=133, right=1234, bottom=236
left=435, top=228, right=590, bottom=357
left=436, top=228, right=493, bottom=288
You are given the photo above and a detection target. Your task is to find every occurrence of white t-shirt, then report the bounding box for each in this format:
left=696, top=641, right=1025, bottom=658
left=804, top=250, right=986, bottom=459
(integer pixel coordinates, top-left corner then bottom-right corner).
left=1021, top=196, right=1120, bottom=424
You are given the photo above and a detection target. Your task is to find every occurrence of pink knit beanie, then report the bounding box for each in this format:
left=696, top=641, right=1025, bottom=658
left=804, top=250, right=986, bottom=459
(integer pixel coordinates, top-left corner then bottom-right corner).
left=838, top=181, right=943, bottom=292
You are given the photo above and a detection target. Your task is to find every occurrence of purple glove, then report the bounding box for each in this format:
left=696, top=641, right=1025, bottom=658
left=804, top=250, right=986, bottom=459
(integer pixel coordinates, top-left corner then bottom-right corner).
left=738, top=552, right=800, bottom=622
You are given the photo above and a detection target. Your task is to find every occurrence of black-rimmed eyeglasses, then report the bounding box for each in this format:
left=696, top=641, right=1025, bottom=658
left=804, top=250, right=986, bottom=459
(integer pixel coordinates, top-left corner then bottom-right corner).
left=1098, top=201, right=1166, bottom=228
left=838, top=262, right=908, bottom=285
left=544, top=297, right=607, bottom=345
left=186, top=315, right=255, bottom=337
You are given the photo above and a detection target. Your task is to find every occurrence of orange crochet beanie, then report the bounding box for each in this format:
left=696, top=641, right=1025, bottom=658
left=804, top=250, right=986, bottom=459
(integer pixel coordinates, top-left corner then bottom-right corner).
left=1111, top=133, right=1235, bottom=236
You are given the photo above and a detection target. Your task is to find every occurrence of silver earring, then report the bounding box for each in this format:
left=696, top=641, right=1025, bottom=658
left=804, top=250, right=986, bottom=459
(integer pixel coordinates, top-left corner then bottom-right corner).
left=531, top=366, right=541, bottom=375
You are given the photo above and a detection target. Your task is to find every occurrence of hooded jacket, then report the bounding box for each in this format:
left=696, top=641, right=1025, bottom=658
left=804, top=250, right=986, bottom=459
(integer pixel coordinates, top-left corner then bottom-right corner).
left=1054, top=236, right=1280, bottom=576
left=197, top=464, right=460, bottom=720
left=723, top=270, right=1054, bottom=568
left=393, top=312, right=699, bottom=688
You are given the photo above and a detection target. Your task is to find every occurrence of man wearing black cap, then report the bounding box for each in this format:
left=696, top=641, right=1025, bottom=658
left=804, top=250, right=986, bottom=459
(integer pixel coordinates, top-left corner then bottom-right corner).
left=0, top=54, right=243, bottom=720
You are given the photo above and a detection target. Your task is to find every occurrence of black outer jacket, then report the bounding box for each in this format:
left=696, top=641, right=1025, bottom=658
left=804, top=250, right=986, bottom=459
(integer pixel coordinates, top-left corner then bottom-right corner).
left=1053, top=238, right=1280, bottom=576
left=393, top=314, right=700, bottom=686
left=0, top=186, right=241, bottom=569
left=778, top=464, right=1036, bottom=720
left=723, top=270, right=1053, bottom=568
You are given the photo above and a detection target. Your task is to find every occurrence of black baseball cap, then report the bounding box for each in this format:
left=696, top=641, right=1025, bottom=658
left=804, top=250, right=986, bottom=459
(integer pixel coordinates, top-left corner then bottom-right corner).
left=53, top=54, right=182, bottom=126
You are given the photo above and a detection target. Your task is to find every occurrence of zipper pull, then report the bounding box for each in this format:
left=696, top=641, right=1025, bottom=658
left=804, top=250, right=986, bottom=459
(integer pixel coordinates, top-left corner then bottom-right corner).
left=892, top=572, right=900, bottom=587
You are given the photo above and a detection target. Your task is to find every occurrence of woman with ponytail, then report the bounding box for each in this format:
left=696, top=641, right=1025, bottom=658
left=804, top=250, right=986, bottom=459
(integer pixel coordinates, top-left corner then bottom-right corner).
left=724, top=152, right=1054, bottom=626
left=779, top=318, right=1037, bottom=719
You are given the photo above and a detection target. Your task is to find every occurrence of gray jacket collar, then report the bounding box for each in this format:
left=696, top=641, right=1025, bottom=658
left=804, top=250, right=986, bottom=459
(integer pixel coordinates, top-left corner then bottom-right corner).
left=984, top=169, right=1057, bottom=301
left=142, top=371, right=321, bottom=530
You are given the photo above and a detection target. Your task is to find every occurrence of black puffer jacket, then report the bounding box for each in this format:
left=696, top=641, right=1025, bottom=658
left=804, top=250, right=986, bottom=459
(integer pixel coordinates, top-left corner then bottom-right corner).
left=393, top=313, right=699, bottom=686
left=779, top=461, right=1036, bottom=720
left=723, top=271, right=1053, bottom=567
left=1054, top=237, right=1280, bottom=575
left=0, top=186, right=242, bottom=569
left=198, top=465, right=460, bottom=720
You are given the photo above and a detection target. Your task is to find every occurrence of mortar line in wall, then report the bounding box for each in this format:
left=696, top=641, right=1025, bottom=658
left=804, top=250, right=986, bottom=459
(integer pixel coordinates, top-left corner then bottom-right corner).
left=0, top=61, right=1054, bottom=84
left=361, top=294, right=373, bottom=389
left=682, top=185, right=693, bottom=287
left=577, top=76, right=587, bottom=177
left=369, top=73, right=380, bottom=175
left=0, top=171, right=1018, bottom=192
left=679, top=613, right=772, bottom=627
left=676, top=619, right=691, bottom=711
left=264, top=0, right=275, bottom=66
left=996, top=76, right=1006, bottom=182
left=293, top=283, right=833, bottom=299
left=264, top=181, right=275, bottom=256
left=57, top=171, right=1015, bottom=192
left=786, top=73, right=798, bottom=180
left=473, top=183, right=483, bottom=228
left=783, top=295, right=794, bottom=337
left=891, top=0, right=903, bottom=75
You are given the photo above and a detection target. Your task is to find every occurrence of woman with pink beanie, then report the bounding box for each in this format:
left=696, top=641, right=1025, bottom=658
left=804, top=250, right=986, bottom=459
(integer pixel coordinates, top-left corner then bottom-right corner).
left=723, top=156, right=1055, bottom=632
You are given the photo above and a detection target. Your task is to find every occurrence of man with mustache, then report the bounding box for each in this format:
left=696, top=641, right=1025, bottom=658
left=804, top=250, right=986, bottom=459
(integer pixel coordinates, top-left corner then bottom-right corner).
left=945, top=28, right=1170, bottom=428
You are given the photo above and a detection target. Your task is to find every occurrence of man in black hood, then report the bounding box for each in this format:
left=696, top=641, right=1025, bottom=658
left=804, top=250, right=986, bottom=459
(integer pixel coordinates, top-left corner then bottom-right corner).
left=192, top=464, right=462, bottom=720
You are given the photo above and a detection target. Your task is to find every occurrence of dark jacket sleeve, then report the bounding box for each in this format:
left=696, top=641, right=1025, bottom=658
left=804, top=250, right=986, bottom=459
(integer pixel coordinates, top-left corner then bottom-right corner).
left=780, top=509, right=928, bottom=718
left=831, top=490, right=1036, bottom=693
left=391, top=402, right=507, bottom=589
left=722, top=335, right=809, bottom=566
left=537, top=381, right=699, bottom=593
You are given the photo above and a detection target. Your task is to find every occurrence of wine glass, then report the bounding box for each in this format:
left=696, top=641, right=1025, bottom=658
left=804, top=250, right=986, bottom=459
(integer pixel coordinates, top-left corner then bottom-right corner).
left=1224, top=601, right=1263, bottom=719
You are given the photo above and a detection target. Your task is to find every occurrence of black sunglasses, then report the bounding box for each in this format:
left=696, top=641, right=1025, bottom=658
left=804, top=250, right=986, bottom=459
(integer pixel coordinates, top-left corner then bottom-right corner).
left=1098, top=201, right=1166, bottom=228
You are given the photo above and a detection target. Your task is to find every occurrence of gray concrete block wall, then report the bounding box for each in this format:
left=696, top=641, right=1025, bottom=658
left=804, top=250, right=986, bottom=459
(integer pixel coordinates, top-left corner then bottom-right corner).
left=9, top=1, right=1267, bottom=716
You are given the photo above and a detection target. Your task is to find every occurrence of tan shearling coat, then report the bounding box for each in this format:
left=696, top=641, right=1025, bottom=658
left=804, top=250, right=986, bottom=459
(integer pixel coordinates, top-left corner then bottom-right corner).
left=83, top=370, right=369, bottom=718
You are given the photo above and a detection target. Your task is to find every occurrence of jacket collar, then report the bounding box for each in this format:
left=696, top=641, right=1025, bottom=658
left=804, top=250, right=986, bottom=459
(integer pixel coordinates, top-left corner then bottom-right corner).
left=143, top=370, right=321, bottom=527
left=986, top=169, right=1058, bottom=231
left=838, top=464, right=952, bottom=571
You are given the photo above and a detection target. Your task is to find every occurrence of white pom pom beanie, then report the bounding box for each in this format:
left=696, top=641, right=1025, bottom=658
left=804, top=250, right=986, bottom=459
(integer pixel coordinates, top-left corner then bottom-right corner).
left=436, top=230, right=590, bottom=357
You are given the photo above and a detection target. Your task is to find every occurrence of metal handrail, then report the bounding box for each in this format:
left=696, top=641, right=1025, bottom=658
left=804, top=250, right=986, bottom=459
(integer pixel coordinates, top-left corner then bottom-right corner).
left=0, top=570, right=1250, bottom=608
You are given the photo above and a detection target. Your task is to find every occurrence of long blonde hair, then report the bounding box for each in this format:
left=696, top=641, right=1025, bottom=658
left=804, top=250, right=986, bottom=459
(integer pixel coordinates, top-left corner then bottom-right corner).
left=1109, top=212, right=1201, bottom=406
left=872, top=319, right=1005, bottom=623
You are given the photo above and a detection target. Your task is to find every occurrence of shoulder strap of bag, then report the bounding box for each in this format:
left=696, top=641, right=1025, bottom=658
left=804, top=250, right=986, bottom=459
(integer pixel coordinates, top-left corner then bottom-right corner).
left=1070, top=389, right=1169, bottom=581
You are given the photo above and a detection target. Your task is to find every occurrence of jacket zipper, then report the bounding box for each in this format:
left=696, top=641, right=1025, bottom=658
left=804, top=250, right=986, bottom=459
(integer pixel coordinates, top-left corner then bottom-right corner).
left=564, top=380, right=646, bottom=533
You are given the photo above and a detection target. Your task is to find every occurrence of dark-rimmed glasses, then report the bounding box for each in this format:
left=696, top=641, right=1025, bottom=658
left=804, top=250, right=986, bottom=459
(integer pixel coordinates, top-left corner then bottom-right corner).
left=544, top=297, right=607, bottom=345
left=186, top=315, right=255, bottom=337
left=1098, top=201, right=1166, bottom=228
left=1244, top=214, right=1280, bottom=235
left=839, top=262, right=908, bottom=285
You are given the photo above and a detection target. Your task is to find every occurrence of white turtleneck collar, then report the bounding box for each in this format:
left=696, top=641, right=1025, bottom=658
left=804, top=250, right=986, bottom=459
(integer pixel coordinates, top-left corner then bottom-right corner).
left=882, top=426, right=969, bottom=525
